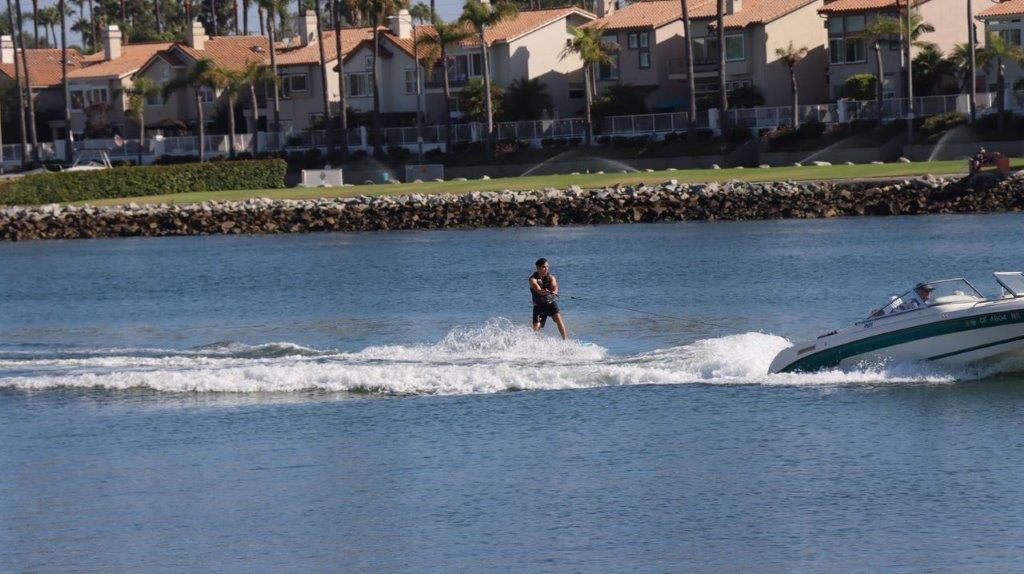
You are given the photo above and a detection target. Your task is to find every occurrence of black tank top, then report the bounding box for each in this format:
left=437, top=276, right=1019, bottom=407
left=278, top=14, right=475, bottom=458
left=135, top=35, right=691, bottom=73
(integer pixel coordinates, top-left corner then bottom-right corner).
left=531, top=272, right=555, bottom=305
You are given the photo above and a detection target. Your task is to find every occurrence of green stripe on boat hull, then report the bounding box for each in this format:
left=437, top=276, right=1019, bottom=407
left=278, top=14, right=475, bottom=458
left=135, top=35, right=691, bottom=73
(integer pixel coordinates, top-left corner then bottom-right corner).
left=780, top=309, right=1024, bottom=373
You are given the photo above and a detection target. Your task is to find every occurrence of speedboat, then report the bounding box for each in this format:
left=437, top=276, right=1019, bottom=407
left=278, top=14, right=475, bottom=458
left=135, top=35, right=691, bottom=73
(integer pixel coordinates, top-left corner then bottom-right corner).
left=769, top=272, right=1024, bottom=373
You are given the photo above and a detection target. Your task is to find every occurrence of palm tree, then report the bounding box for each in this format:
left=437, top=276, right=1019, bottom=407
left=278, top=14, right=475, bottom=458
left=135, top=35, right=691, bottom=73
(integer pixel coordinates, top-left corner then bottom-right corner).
left=714, top=0, right=728, bottom=134
left=59, top=0, right=73, bottom=163
left=409, top=2, right=432, bottom=161
left=415, top=16, right=471, bottom=151
left=858, top=11, right=932, bottom=119
left=951, top=41, right=990, bottom=94
left=258, top=0, right=286, bottom=134
left=30, top=0, right=38, bottom=46
left=155, top=0, right=163, bottom=34
left=115, top=76, right=159, bottom=164
left=459, top=0, right=517, bottom=156
left=313, top=0, right=333, bottom=154
left=163, top=58, right=220, bottom=162
left=14, top=0, right=38, bottom=162
left=502, top=77, right=551, bottom=120
left=37, top=6, right=60, bottom=48
left=775, top=42, right=807, bottom=128
left=562, top=25, right=613, bottom=145
left=680, top=0, right=696, bottom=144
left=5, top=0, right=27, bottom=166
left=985, top=33, right=1024, bottom=133
left=242, top=0, right=250, bottom=34
left=331, top=0, right=349, bottom=158
left=208, top=65, right=249, bottom=158
left=354, top=0, right=406, bottom=157
left=240, top=59, right=276, bottom=151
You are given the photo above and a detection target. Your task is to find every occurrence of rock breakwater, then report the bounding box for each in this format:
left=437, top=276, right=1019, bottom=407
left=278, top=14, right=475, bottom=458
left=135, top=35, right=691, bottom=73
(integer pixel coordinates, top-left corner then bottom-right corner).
left=2, top=174, right=1022, bottom=241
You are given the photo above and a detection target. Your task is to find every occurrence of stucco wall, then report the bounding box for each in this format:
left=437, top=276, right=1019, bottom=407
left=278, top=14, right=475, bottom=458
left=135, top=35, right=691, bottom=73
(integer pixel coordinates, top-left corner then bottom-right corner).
left=763, top=0, right=828, bottom=106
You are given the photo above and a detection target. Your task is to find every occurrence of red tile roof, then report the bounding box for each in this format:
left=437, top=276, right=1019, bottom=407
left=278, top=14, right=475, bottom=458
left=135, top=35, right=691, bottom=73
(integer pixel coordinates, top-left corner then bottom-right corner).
left=978, top=0, right=1024, bottom=18
left=819, top=0, right=925, bottom=14
left=70, top=42, right=174, bottom=79
left=591, top=0, right=819, bottom=29
left=176, top=35, right=271, bottom=69
left=0, top=48, right=83, bottom=87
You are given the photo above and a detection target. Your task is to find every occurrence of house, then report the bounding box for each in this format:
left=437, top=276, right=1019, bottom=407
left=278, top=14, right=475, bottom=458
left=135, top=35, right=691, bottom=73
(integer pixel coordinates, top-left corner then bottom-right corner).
left=820, top=0, right=985, bottom=100
left=0, top=37, right=84, bottom=139
left=977, top=0, right=1024, bottom=93
left=270, top=7, right=596, bottom=132
left=586, top=0, right=829, bottom=111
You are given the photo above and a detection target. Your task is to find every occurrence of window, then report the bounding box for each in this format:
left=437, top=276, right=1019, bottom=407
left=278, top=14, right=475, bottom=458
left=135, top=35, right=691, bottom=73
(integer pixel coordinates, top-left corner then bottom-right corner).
left=597, top=33, right=620, bottom=79
left=628, top=33, right=638, bottom=49
left=568, top=82, right=584, bottom=99
left=346, top=72, right=372, bottom=97
left=198, top=85, right=215, bottom=103
left=70, top=86, right=109, bottom=110
left=364, top=55, right=373, bottom=70
left=724, top=34, right=744, bottom=61
left=146, top=91, right=162, bottom=106
left=404, top=69, right=418, bottom=94
left=450, top=54, right=483, bottom=84
left=828, top=15, right=866, bottom=64
left=638, top=31, right=651, bottom=68
left=693, top=36, right=718, bottom=63
left=289, top=74, right=308, bottom=93
left=999, top=28, right=1023, bottom=46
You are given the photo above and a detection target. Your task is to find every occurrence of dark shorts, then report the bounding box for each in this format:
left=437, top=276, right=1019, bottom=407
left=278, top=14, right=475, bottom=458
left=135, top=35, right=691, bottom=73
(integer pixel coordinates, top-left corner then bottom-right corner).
left=532, top=301, right=560, bottom=327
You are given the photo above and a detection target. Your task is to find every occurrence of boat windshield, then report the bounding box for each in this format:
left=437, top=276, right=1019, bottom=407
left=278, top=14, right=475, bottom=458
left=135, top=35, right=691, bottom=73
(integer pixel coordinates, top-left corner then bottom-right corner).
left=995, top=272, right=1024, bottom=297
left=866, top=279, right=984, bottom=319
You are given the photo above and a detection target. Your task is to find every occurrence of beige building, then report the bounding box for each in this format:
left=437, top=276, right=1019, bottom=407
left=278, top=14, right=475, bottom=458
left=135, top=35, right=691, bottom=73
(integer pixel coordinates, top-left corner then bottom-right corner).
left=269, top=7, right=596, bottom=132
left=820, top=0, right=984, bottom=100
left=0, top=39, right=84, bottom=139
left=977, top=0, right=1024, bottom=93
left=587, top=0, right=829, bottom=111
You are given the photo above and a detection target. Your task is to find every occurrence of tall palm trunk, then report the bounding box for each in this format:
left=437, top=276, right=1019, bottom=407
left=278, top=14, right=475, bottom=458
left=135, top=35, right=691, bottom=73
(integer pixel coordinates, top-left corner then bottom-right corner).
left=682, top=0, right=696, bottom=144
left=211, top=0, right=219, bottom=35
left=137, top=109, right=145, bottom=164
left=258, top=6, right=265, bottom=34
left=789, top=64, right=798, bottom=128
left=242, top=0, right=249, bottom=34
left=227, top=95, right=237, bottom=158
left=155, top=0, right=163, bottom=34
left=442, top=45, right=453, bottom=151
left=6, top=0, right=28, bottom=167
left=196, top=91, right=206, bottom=162
left=371, top=26, right=383, bottom=156
left=583, top=64, right=592, bottom=145
left=314, top=0, right=333, bottom=156
left=31, top=0, right=39, bottom=46
left=120, top=0, right=126, bottom=22
left=60, top=0, right=73, bottom=163
left=267, top=9, right=281, bottom=133
left=478, top=29, right=493, bottom=156
left=997, top=57, right=1006, bottom=133
left=234, top=0, right=240, bottom=33
left=873, top=39, right=884, bottom=119
left=715, top=0, right=728, bottom=134
left=333, top=0, right=348, bottom=159
left=87, top=0, right=96, bottom=51
left=14, top=5, right=39, bottom=163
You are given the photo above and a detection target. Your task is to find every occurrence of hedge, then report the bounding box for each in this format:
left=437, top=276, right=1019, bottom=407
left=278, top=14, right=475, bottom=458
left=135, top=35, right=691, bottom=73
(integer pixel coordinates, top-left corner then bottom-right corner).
left=0, top=158, right=288, bottom=205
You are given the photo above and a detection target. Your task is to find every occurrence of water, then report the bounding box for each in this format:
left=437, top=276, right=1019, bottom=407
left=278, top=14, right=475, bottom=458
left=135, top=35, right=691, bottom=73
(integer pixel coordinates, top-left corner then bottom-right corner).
left=5, top=214, right=1024, bottom=570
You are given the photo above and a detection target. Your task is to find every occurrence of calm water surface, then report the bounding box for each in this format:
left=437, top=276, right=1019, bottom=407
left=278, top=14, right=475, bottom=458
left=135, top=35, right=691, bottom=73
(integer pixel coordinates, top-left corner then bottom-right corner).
left=3, top=214, right=1024, bottom=571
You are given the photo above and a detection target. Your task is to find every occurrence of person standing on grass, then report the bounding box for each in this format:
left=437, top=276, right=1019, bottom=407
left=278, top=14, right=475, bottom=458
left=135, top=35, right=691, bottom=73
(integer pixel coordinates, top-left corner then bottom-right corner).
left=530, top=258, right=568, bottom=340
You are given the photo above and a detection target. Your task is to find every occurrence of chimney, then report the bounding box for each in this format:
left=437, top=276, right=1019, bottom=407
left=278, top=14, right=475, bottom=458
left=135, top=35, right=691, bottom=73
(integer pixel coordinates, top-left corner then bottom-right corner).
left=103, top=25, right=122, bottom=61
left=726, top=0, right=742, bottom=13
left=595, top=0, right=618, bottom=17
left=0, top=35, right=13, bottom=64
left=187, top=20, right=208, bottom=51
left=387, top=9, right=413, bottom=39
left=298, top=10, right=318, bottom=46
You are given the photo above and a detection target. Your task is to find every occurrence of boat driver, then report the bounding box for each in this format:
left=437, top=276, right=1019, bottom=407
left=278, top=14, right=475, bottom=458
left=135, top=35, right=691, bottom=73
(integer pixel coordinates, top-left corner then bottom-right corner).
left=896, top=284, right=934, bottom=312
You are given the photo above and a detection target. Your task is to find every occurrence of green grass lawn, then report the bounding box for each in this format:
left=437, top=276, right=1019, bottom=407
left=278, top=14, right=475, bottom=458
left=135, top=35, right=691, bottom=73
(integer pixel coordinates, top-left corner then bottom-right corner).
left=79, top=158, right=1022, bottom=207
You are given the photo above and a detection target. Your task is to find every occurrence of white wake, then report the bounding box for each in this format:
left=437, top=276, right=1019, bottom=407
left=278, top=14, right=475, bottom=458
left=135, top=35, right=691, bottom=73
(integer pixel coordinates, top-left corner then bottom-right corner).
left=0, top=318, right=981, bottom=396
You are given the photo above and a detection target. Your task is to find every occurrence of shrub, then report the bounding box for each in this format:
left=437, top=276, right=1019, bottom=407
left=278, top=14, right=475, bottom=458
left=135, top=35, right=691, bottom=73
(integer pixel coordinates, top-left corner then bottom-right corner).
left=844, top=74, right=878, bottom=100
left=153, top=154, right=200, bottom=165
left=724, top=124, right=753, bottom=145
left=0, top=159, right=287, bottom=205
left=596, top=135, right=611, bottom=145
left=920, top=111, right=966, bottom=137
left=796, top=121, right=826, bottom=139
